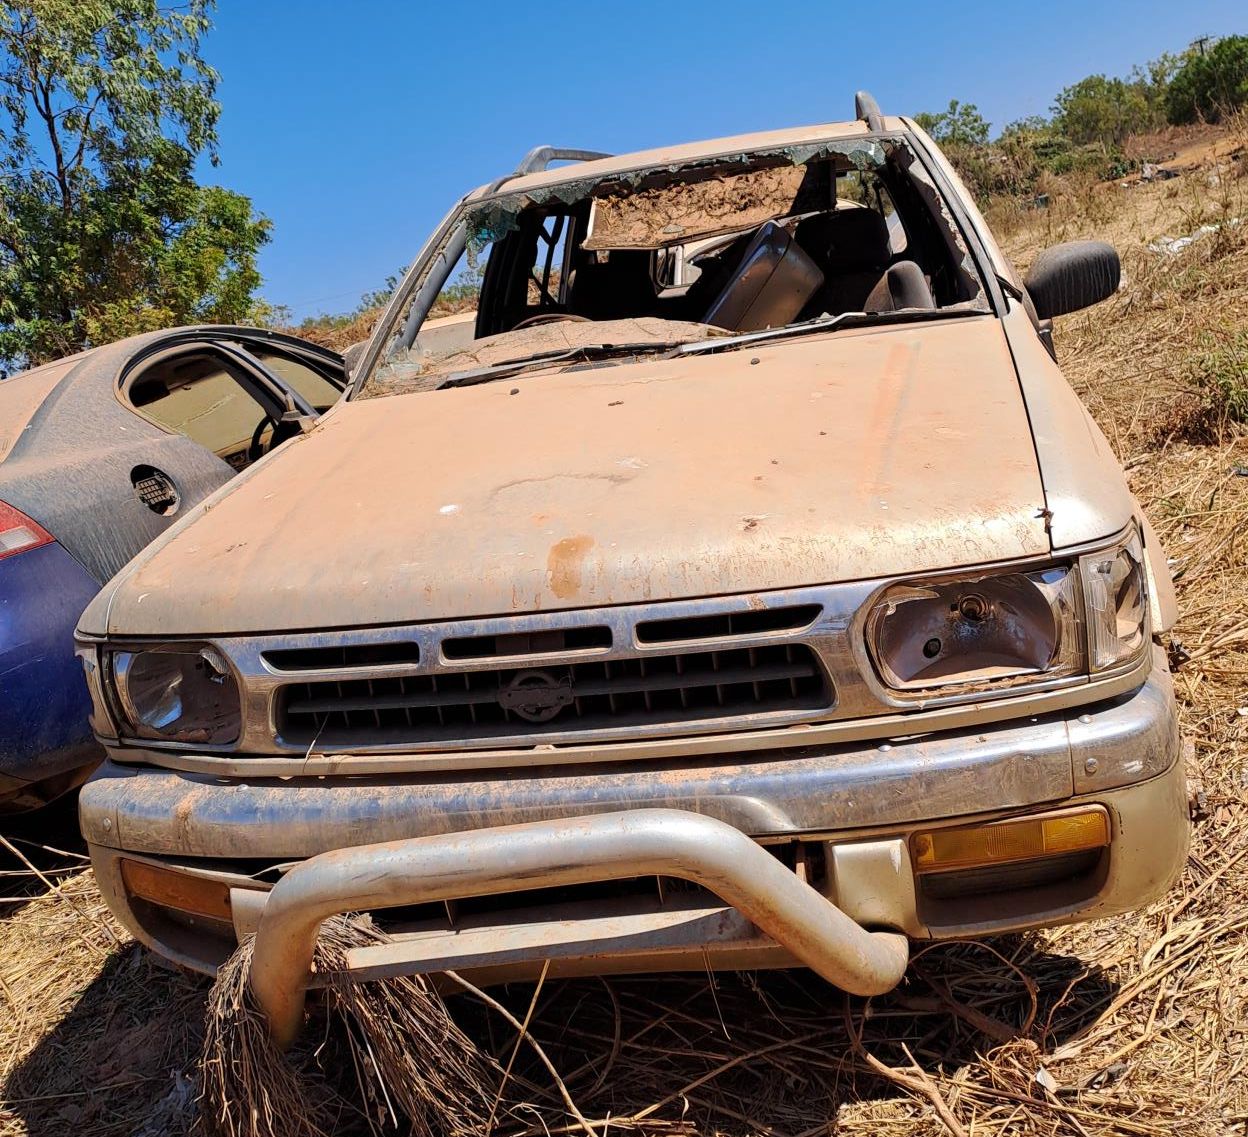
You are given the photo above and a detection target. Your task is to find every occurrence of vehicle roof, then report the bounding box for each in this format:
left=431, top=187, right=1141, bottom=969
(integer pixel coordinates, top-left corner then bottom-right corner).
left=473, top=116, right=912, bottom=201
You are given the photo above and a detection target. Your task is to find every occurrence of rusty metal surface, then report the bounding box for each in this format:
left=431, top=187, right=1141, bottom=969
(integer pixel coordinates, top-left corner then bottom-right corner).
left=87, top=316, right=1050, bottom=637
left=69, top=113, right=1190, bottom=999
left=998, top=304, right=1138, bottom=552
left=245, top=808, right=911, bottom=1046
left=78, top=656, right=1180, bottom=859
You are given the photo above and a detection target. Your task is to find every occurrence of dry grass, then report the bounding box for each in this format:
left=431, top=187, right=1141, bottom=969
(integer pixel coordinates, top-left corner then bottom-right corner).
left=289, top=305, right=381, bottom=355
left=990, top=111, right=1248, bottom=452
left=0, top=872, right=204, bottom=1137
left=198, top=918, right=500, bottom=1137
left=287, top=290, right=477, bottom=357
left=5, top=132, right=1248, bottom=1137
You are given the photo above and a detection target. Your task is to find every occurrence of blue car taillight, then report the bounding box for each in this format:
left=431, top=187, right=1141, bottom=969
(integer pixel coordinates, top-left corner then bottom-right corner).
left=0, top=500, right=53, bottom=561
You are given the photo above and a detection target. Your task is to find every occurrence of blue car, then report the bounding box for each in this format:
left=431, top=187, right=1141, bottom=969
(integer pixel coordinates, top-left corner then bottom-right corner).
left=0, top=327, right=345, bottom=811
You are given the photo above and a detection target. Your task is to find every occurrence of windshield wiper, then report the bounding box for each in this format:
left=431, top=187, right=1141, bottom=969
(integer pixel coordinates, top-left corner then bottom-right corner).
left=439, top=308, right=985, bottom=388
left=676, top=306, right=984, bottom=355
left=439, top=341, right=686, bottom=388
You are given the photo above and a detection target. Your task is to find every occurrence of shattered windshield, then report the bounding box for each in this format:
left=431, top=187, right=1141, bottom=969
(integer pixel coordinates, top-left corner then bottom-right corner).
left=357, top=134, right=989, bottom=400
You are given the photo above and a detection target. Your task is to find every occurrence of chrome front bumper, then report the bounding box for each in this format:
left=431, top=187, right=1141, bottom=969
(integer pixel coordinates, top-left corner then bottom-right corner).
left=82, top=654, right=1190, bottom=988
left=248, top=809, right=911, bottom=1046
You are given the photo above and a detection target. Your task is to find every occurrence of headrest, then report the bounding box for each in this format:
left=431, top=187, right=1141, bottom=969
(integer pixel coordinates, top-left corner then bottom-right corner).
left=796, top=207, right=891, bottom=271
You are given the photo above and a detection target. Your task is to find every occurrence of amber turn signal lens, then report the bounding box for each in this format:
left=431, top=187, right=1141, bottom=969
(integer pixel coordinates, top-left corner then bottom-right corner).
left=912, top=807, right=1110, bottom=873
left=121, top=859, right=233, bottom=920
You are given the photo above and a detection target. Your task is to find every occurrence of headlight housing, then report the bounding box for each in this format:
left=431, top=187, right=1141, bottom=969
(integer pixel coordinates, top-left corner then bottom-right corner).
left=867, top=566, right=1083, bottom=696
left=1081, top=528, right=1147, bottom=671
left=109, top=646, right=241, bottom=745
left=866, top=527, right=1149, bottom=700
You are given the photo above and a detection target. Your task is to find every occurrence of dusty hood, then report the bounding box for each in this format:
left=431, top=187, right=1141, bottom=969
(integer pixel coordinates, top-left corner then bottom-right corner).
left=93, top=317, right=1049, bottom=636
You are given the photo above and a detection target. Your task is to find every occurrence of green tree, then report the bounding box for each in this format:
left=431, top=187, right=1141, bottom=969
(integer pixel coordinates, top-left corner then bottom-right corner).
left=1166, top=35, right=1248, bottom=124
left=1001, top=114, right=1051, bottom=137
left=1052, top=74, right=1156, bottom=145
left=1137, top=53, right=1183, bottom=120
left=913, top=99, right=990, bottom=146
left=0, top=1, right=271, bottom=367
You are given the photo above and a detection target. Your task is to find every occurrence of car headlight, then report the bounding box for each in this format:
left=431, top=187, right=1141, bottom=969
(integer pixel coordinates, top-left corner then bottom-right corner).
left=75, top=645, right=117, bottom=738
left=867, top=565, right=1083, bottom=696
left=867, top=528, right=1150, bottom=699
left=109, top=646, right=241, bottom=744
left=1081, top=528, right=1147, bottom=671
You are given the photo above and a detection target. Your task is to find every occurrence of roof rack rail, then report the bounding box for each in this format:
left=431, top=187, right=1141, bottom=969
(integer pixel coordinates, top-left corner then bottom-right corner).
left=854, top=91, right=885, bottom=133
left=513, top=145, right=613, bottom=176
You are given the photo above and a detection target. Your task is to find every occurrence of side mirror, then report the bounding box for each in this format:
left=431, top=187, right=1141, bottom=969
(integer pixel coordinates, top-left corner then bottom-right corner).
left=1024, top=240, right=1120, bottom=320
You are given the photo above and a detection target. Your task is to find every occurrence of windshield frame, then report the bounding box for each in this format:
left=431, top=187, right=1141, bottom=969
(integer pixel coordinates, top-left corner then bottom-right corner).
left=347, top=128, right=1007, bottom=401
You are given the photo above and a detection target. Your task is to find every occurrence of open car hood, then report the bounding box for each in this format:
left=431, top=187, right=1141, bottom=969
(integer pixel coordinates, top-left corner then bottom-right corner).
left=91, top=316, right=1050, bottom=636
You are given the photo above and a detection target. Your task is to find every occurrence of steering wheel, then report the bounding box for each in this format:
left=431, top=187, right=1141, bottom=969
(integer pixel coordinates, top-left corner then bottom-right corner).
left=511, top=312, right=591, bottom=330
left=248, top=414, right=279, bottom=462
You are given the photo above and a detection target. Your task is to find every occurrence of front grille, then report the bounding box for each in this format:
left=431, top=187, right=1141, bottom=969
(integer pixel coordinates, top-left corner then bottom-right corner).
left=262, top=642, right=421, bottom=670
left=637, top=603, right=821, bottom=643
left=443, top=625, right=612, bottom=660
left=278, top=642, right=830, bottom=747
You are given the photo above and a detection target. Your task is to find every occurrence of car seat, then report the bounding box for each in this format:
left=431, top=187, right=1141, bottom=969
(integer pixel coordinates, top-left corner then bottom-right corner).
left=703, top=221, right=825, bottom=332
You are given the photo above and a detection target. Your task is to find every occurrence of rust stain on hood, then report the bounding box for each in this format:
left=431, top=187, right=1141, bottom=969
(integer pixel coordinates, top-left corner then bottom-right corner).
left=96, top=317, right=1049, bottom=637
left=548, top=535, right=596, bottom=600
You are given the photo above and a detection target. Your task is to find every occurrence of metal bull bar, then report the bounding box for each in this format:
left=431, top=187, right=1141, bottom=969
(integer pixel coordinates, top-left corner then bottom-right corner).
left=249, top=808, right=911, bottom=1047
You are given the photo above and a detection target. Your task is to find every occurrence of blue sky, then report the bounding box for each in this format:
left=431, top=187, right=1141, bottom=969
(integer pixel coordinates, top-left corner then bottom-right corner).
left=202, top=1, right=1244, bottom=320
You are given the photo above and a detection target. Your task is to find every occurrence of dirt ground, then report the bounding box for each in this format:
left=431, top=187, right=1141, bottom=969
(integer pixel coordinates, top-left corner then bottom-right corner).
left=4, top=132, right=1248, bottom=1137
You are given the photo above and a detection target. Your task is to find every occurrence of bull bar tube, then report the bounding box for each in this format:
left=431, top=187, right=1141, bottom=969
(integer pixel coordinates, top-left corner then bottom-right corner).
left=250, top=808, right=911, bottom=1047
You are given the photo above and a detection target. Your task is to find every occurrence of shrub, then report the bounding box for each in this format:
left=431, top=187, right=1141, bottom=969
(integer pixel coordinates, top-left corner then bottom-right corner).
left=938, top=124, right=1134, bottom=209
left=1186, top=328, right=1248, bottom=437
left=1166, top=36, right=1248, bottom=124
left=1053, top=74, right=1159, bottom=145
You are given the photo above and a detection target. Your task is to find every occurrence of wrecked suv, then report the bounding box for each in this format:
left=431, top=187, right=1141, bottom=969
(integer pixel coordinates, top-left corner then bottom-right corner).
left=76, top=95, right=1189, bottom=1033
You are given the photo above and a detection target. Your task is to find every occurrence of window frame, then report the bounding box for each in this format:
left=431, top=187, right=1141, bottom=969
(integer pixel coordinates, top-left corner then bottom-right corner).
left=119, top=340, right=316, bottom=467
left=349, top=130, right=1007, bottom=401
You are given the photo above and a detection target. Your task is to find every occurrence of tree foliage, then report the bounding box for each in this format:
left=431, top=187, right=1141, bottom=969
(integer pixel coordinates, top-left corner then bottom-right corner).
left=1051, top=74, right=1158, bottom=145
left=1166, top=35, right=1248, bottom=124
left=907, top=43, right=1208, bottom=206
left=0, top=1, right=270, bottom=367
left=913, top=99, right=990, bottom=146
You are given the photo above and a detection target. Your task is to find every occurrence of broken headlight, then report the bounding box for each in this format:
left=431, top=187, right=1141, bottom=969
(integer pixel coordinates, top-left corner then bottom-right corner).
left=109, top=646, right=241, bottom=745
left=867, top=529, right=1151, bottom=699
left=867, top=566, right=1083, bottom=697
left=1081, top=527, right=1147, bottom=671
